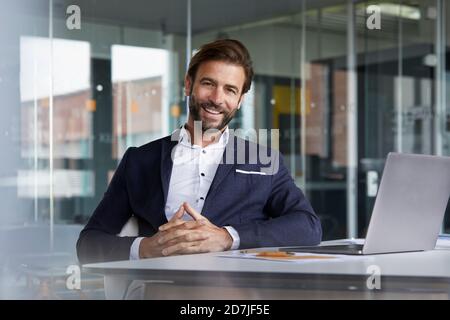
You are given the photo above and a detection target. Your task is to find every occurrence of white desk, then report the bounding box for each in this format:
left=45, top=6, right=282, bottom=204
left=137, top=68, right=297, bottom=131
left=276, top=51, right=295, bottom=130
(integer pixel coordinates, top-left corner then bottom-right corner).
left=83, top=239, right=450, bottom=299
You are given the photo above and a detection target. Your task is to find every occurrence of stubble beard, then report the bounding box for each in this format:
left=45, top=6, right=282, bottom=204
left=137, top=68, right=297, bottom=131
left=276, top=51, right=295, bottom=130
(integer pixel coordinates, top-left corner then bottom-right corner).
left=188, top=94, right=238, bottom=132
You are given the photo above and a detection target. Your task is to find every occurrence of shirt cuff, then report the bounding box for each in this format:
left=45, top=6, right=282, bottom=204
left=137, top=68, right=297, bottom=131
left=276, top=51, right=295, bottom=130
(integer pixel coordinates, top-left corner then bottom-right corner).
left=223, top=226, right=240, bottom=250
left=130, top=237, right=145, bottom=260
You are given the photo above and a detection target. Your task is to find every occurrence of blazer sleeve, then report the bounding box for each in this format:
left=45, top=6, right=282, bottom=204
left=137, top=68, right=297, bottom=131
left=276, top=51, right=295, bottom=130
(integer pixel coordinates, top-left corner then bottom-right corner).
left=76, top=147, right=138, bottom=264
left=232, top=152, right=322, bottom=249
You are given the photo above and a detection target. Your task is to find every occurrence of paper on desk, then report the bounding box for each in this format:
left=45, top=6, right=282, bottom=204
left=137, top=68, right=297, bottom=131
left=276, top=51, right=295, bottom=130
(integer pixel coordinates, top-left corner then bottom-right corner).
left=218, top=250, right=364, bottom=264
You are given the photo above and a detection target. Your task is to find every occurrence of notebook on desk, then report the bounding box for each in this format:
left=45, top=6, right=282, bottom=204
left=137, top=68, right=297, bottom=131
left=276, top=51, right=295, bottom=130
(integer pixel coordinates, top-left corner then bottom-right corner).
left=282, top=153, right=450, bottom=255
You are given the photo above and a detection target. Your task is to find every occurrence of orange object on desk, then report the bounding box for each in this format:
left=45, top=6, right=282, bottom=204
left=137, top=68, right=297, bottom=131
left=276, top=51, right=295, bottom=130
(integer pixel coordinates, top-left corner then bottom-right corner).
left=256, top=251, right=294, bottom=257
left=255, top=251, right=336, bottom=260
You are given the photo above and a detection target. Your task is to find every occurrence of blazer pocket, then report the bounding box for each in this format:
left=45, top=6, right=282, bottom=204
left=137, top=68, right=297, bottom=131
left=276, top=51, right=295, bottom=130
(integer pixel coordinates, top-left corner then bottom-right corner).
left=235, top=169, right=267, bottom=176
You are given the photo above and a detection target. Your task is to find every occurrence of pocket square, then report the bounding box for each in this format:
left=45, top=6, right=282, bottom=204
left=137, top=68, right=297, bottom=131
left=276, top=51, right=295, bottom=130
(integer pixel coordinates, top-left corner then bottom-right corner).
left=235, top=169, right=267, bottom=175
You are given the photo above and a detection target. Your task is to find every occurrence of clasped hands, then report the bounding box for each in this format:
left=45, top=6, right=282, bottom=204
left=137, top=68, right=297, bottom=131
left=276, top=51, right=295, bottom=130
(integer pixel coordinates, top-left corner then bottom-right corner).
left=139, top=202, right=233, bottom=258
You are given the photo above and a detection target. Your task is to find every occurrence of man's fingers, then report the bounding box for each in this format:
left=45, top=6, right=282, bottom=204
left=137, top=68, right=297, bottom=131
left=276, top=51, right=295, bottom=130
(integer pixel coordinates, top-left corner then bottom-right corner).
left=159, top=218, right=206, bottom=232
left=182, top=220, right=206, bottom=230
left=158, top=229, right=208, bottom=245
left=183, top=202, right=206, bottom=221
left=159, top=219, right=185, bottom=231
left=160, top=203, right=210, bottom=232
left=158, top=229, right=189, bottom=244
left=159, top=206, right=187, bottom=231
left=169, top=205, right=185, bottom=222
left=162, top=240, right=206, bottom=256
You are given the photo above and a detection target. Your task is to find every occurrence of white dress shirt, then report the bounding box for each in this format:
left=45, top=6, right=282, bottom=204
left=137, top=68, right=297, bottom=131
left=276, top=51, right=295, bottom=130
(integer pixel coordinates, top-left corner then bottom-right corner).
left=130, top=126, right=240, bottom=259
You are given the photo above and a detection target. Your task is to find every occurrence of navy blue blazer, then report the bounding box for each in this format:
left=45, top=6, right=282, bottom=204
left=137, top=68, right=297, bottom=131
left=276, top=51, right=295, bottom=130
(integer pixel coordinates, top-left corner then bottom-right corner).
left=77, top=132, right=322, bottom=263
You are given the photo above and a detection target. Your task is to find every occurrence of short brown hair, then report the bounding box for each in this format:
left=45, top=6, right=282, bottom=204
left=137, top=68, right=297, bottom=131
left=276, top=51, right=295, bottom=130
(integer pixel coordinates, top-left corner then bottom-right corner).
left=187, top=39, right=254, bottom=94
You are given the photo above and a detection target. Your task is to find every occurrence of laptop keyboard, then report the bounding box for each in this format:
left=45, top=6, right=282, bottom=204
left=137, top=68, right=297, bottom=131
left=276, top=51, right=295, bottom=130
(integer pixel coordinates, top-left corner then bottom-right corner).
left=280, top=244, right=364, bottom=255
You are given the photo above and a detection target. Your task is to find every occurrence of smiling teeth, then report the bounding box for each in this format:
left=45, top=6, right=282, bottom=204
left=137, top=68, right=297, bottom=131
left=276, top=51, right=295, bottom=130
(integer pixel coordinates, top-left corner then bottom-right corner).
left=204, top=106, right=220, bottom=114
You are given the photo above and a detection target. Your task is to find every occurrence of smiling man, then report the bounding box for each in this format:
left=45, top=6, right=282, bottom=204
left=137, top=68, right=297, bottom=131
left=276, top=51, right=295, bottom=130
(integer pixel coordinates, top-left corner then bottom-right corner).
left=77, top=39, right=322, bottom=263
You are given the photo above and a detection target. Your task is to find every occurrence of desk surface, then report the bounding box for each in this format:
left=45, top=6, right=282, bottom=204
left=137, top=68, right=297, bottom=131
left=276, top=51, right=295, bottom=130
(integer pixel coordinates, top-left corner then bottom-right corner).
left=83, top=239, right=450, bottom=299
left=84, top=239, right=450, bottom=278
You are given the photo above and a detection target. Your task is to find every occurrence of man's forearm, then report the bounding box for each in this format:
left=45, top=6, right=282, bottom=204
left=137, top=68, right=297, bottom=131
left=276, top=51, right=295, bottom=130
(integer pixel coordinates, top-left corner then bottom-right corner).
left=232, top=212, right=321, bottom=249
left=77, top=229, right=137, bottom=264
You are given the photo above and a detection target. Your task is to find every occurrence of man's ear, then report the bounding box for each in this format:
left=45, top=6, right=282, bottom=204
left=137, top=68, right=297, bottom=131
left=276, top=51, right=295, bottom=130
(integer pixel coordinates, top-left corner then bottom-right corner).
left=184, top=75, right=192, bottom=97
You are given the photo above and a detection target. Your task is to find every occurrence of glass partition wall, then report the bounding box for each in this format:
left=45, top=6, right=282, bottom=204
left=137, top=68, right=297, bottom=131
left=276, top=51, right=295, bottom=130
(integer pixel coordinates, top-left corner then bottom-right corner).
left=1, top=0, right=449, bottom=298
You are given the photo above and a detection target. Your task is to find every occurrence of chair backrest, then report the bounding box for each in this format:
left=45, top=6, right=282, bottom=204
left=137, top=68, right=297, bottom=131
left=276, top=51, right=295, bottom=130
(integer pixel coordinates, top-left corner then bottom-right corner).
left=118, top=216, right=139, bottom=237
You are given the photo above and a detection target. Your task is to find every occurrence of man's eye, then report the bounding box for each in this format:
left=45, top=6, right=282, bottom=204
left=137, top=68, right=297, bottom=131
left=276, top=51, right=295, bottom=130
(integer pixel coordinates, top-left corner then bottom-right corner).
left=227, top=88, right=237, bottom=95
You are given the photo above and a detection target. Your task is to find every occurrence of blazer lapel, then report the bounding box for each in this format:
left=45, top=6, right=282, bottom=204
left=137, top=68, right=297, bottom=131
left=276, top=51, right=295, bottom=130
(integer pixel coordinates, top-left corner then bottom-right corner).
left=160, top=132, right=179, bottom=205
left=202, top=136, right=237, bottom=214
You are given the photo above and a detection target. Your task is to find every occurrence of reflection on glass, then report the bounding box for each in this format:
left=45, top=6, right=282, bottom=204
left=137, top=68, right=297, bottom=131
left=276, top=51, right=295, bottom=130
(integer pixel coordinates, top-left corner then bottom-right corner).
left=111, top=45, right=172, bottom=159
left=305, top=63, right=329, bottom=159
left=20, top=37, right=92, bottom=160
left=17, top=169, right=94, bottom=198
left=20, top=37, right=92, bottom=226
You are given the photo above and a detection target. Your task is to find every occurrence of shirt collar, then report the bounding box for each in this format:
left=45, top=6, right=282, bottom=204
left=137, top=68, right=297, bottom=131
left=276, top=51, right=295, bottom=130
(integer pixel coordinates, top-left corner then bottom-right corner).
left=178, top=125, right=229, bottom=148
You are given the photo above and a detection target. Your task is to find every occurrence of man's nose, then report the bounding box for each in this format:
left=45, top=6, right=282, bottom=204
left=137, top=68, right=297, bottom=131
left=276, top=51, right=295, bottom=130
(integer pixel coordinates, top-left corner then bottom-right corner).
left=209, top=87, right=225, bottom=105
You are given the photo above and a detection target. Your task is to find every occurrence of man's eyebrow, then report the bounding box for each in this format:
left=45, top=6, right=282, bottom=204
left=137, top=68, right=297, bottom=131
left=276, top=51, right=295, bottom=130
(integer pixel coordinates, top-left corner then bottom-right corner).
left=199, top=77, right=217, bottom=85
left=224, top=84, right=240, bottom=93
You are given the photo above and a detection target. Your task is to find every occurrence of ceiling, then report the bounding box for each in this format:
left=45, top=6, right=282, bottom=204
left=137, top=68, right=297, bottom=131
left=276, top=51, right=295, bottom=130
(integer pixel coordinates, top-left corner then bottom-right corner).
left=6, top=0, right=423, bottom=39
left=52, top=0, right=344, bottom=35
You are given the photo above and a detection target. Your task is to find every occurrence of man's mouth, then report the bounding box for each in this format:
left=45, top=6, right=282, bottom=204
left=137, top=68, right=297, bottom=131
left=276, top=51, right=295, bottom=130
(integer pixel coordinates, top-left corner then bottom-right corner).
left=201, top=105, right=222, bottom=115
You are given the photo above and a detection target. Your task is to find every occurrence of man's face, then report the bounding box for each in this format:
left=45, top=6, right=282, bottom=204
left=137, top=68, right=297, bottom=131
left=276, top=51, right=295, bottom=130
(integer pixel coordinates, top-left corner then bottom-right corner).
left=185, top=60, right=246, bottom=132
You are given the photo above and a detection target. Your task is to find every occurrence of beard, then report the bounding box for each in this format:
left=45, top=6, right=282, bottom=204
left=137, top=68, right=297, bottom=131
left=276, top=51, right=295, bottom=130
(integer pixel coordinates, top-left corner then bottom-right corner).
left=188, top=94, right=238, bottom=132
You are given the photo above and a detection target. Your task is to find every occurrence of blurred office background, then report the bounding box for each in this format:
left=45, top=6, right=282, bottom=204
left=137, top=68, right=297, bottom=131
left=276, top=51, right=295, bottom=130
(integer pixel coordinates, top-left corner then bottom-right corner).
left=0, top=0, right=449, bottom=298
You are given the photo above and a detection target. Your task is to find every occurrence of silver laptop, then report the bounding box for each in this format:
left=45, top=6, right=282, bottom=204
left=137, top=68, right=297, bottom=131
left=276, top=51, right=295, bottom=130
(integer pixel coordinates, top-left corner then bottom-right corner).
left=282, top=152, right=450, bottom=255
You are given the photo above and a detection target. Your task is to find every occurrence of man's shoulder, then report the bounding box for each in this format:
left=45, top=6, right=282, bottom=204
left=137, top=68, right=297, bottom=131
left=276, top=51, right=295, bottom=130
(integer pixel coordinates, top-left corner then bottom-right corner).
left=135, top=135, right=173, bottom=152
left=123, top=135, right=174, bottom=162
